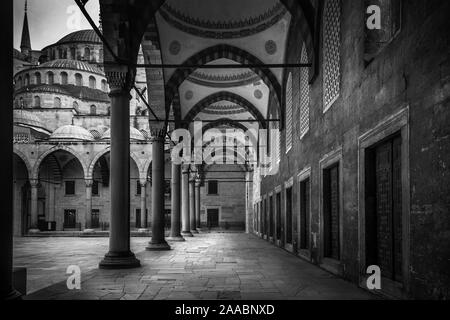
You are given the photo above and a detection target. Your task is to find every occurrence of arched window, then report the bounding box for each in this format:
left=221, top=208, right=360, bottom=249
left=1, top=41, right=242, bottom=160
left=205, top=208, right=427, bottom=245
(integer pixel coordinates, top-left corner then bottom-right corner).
left=323, top=0, right=341, bottom=112
left=285, top=72, right=293, bottom=153
left=84, top=47, right=91, bottom=61
left=89, top=76, right=96, bottom=89
left=47, top=72, right=54, bottom=85
left=90, top=105, right=97, bottom=115
left=19, top=97, right=24, bottom=108
left=54, top=97, right=61, bottom=108
left=75, top=73, right=83, bottom=86
left=60, top=72, right=68, bottom=85
left=101, top=79, right=108, bottom=92
left=107, top=107, right=111, bottom=116
left=58, top=48, right=63, bottom=59
left=24, top=74, right=30, bottom=86
left=34, top=72, right=41, bottom=85
left=16, top=76, right=22, bottom=88
left=299, top=44, right=310, bottom=139
left=34, top=96, right=41, bottom=108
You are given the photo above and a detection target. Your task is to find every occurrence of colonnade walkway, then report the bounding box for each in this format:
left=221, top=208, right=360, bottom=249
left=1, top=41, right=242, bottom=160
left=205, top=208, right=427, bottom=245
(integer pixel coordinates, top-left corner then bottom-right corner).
left=15, top=232, right=375, bottom=300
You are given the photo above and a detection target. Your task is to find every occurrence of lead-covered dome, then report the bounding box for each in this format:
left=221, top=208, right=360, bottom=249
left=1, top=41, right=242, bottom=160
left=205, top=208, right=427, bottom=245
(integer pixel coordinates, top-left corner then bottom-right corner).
left=50, top=125, right=95, bottom=141
left=56, top=29, right=101, bottom=45
left=38, top=59, right=104, bottom=75
left=14, top=110, right=47, bottom=130
left=102, top=127, right=146, bottom=141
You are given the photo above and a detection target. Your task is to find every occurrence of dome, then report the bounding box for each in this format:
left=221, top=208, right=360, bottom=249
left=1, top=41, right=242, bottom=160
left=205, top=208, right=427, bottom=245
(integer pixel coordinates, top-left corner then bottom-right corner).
left=102, top=127, right=146, bottom=141
left=50, top=125, right=95, bottom=141
left=88, top=125, right=109, bottom=140
left=38, top=59, right=104, bottom=75
left=14, top=110, right=46, bottom=130
left=56, top=30, right=101, bottom=45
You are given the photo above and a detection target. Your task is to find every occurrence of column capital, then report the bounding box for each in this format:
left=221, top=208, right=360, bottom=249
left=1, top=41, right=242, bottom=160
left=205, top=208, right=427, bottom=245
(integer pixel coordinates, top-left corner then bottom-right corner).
left=195, top=179, right=202, bottom=188
left=150, top=128, right=166, bottom=142
left=85, top=179, right=94, bottom=188
left=139, top=180, right=148, bottom=188
left=105, top=69, right=135, bottom=97
left=182, top=165, right=191, bottom=174
left=29, top=179, right=39, bottom=188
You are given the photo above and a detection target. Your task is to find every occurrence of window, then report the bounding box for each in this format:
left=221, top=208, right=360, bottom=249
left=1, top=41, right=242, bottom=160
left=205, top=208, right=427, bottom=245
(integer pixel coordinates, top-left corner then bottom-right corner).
left=75, top=73, right=83, bottom=86
left=89, top=76, right=96, bottom=89
left=47, top=72, right=54, bottom=85
left=101, top=79, right=108, bottom=92
left=70, top=47, right=76, bottom=60
left=207, top=180, right=218, bottom=195
left=299, top=178, right=310, bottom=250
left=364, top=0, right=402, bottom=62
left=323, top=163, right=340, bottom=260
left=24, top=74, right=30, bottom=86
left=65, top=181, right=75, bottom=195
left=54, top=97, right=61, bottom=108
left=285, top=72, right=293, bottom=152
left=34, top=72, right=41, bottom=85
left=58, top=48, right=63, bottom=59
left=136, top=180, right=141, bottom=195
left=60, top=72, right=68, bottom=85
left=299, top=44, right=310, bottom=138
left=17, top=77, right=22, bottom=89
left=323, top=0, right=341, bottom=112
left=34, top=96, right=41, bottom=108
left=92, top=180, right=99, bottom=196
left=84, top=47, right=91, bottom=60
left=90, top=105, right=97, bottom=115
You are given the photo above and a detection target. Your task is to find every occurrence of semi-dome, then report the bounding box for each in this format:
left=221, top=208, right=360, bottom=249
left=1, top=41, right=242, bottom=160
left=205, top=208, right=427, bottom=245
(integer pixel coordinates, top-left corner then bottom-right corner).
left=50, top=125, right=95, bottom=141
left=14, top=109, right=47, bottom=130
left=102, top=127, right=146, bottom=141
left=38, top=59, right=104, bottom=75
left=56, top=29, right=101, bottom=45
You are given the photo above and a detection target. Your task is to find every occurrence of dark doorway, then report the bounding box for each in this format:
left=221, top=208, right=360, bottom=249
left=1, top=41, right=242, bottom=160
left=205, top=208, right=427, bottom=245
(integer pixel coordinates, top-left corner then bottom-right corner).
left=207, top=209, right=219, bottom=228
left=365, top=134, right=403, bottom=282
left=323, top=164, right=340, bottom=260
left=269, top=195, right=274, bottom=238
left=286, top=187, right=293, bottom=245
left=165, top=209, right=171, bottom=230
left=91, top=209, right=100, bottom=229
left=300, top=178, right=310, bottom=250
left=64, top=209, right=76, bottom=229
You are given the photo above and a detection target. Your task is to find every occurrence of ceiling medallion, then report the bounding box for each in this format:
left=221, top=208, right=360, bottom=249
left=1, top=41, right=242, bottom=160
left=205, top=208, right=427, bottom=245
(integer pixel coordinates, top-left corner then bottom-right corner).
left=254, top=89, right=263, bottom=100
left=265, top=40, right=277, bottom=55
left=169, top=41, right=181, bottom=55
left=185, top=90, right=194, bottom=100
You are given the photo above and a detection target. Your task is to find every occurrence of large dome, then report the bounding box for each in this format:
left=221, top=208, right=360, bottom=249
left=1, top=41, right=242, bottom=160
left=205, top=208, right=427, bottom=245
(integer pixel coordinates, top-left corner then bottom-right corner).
left=56, top=29, right=101, bottom=45
left=38, top=59, right=104, bottom=75
left=49, top=125, right=95, bottom=141
left=102, top=127, right=146, bottom=141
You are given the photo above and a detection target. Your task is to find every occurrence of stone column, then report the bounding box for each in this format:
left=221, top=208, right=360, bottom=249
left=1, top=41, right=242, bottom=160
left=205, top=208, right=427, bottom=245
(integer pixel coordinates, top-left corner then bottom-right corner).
left=146, top=131, right=171, bottom=251
left=167, top=163, right=184, bottom=241
left=195, top=179, right=201, bottom=232
left=29, top=179, right=39, bottom=233
left=99, top=70, right=140, bottom=269
left=84, top=179, right=93, bottom=231
left=181, top=166, right=193, bottom=237
left=48, top=185, right=56, bottom=223
left=139, top=181, right=147, bottom=229
left=189, top=177, right=198, bottom=234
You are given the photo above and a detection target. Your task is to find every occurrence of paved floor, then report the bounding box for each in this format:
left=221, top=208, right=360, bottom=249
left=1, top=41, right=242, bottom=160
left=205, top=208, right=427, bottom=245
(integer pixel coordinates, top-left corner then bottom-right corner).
left=14, top=233, right=376, bottom=300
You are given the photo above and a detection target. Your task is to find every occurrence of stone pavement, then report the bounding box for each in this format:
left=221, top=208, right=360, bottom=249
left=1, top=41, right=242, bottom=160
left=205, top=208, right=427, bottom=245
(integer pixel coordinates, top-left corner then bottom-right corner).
left=14, top=233, right=376, bottom=300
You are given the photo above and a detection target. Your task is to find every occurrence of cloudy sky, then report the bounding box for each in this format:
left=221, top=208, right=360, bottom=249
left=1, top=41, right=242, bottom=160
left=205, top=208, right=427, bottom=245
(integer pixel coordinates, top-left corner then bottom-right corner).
left=14, top=0, right=100, bottom=50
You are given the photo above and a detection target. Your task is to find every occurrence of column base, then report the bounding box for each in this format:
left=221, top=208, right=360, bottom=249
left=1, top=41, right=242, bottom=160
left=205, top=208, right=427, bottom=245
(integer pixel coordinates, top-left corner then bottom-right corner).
left=167, top=236, right=185, bottom=242
left=83, top=229, right=96, bottom=234
left=99, top=251, right=141, bottom=269
left=181, top=231, right=193, bottom=237
left=146, top=240, right=171, bottom=251
left=191, top=230, right=199, bottom=234
left=28, top=229, right=40, bottom=234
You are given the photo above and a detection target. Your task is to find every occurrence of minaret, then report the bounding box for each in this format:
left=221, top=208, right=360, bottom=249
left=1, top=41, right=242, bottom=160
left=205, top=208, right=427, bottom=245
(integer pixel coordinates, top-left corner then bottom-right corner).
left=20, top=0, right=32, bottom=56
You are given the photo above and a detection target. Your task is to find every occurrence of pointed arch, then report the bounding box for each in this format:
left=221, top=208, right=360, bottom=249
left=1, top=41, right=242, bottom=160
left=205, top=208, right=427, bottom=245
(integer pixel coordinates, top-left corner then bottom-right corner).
left=13, top=148, right=32, bottom=179
left=184, top=91, right=266, bottom=129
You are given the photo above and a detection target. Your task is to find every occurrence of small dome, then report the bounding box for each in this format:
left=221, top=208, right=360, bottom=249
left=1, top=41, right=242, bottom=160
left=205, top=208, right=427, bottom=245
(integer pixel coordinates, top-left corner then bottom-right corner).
left=38, top=59, right=104, bottom=75
left=50, top=125, right=94, bottom=141
left=14, top=110, right=46, bottom=130
left=88, top=125, right=109, bottom=140
left=102, top=127, right=146, bottom=141
left=56, top=30, right=101, bottom=45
